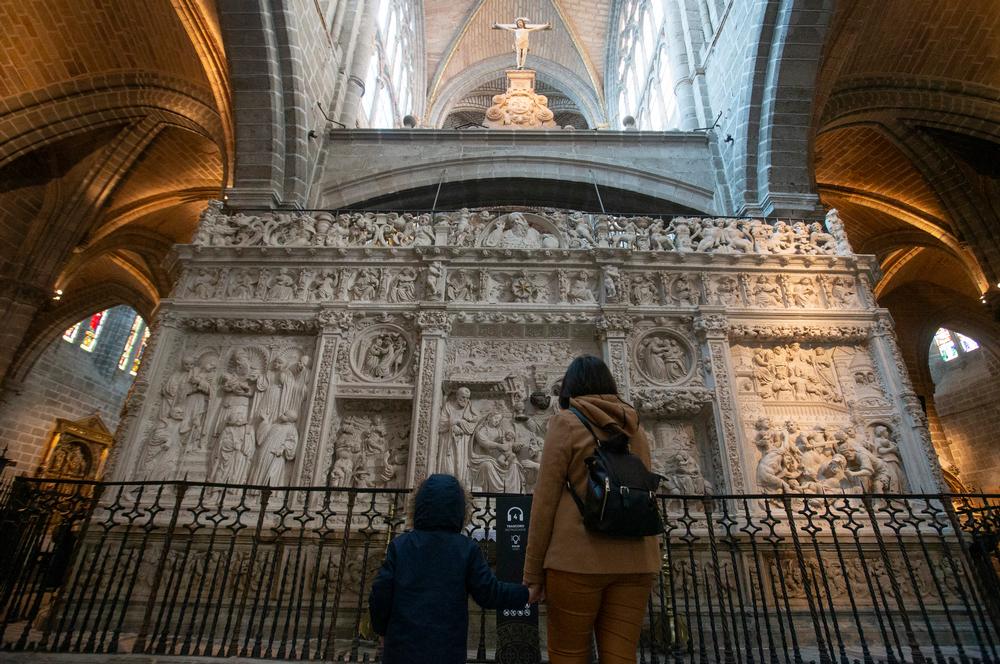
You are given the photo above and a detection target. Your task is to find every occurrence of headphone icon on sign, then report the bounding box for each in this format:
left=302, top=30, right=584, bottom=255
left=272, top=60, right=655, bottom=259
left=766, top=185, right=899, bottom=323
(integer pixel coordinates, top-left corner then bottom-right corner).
left=507, top=507, right=524, bottom=523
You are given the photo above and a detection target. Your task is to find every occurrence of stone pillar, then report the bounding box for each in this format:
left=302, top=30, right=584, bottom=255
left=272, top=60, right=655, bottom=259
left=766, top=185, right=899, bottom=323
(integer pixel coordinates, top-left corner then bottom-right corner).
left=298, top=309, right=353, bottom=486
left=868, top=313, right=946, bottom=492
left=597, top=313, right=633, bottom=401
left=663, top=0, right=699, bottom=131
left=337, top=0, right=377, bottom=128
left=407, top=309, right=450, bottom=487
left=105, top=310, right=184, bottom=481
left=694, top=311, right=749, bottom=493
left=0, top=280, right=47, bottom=387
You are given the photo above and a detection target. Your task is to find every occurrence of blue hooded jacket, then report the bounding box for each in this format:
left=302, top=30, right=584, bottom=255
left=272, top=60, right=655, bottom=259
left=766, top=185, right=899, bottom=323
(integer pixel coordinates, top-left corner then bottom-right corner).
left=369, top=474, right=529, bottom=664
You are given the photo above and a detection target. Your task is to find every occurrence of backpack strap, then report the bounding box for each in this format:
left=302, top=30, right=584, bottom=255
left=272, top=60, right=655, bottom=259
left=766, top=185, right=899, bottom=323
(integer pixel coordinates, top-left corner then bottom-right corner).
left=565, top=407, right=598, bottom=517
left=568, top=407, right=600, bottom=443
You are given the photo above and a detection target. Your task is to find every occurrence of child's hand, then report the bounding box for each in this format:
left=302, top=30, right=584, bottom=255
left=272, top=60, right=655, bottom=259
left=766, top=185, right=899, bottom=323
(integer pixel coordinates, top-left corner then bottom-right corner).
left=527, top=584, right=546, bottom=604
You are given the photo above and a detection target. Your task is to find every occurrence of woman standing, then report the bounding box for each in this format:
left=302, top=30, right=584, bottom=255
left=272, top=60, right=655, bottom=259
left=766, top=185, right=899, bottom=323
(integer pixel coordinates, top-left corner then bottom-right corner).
left=523, top=355, right=660, bottom=663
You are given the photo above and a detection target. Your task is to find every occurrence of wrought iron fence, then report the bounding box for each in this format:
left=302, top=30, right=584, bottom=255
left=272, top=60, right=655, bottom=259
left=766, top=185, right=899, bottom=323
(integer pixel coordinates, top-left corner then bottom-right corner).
left=1, top=477, right=999, bottom=663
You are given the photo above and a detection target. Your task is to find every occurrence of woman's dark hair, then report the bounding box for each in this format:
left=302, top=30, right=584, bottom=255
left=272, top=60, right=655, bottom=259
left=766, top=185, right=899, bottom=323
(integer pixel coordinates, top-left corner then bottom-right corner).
left=558, top=355, right=619, bottom=409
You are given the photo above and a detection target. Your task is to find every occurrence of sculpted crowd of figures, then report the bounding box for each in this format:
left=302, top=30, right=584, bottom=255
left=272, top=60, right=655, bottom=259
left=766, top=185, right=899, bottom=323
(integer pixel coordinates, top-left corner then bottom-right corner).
left=145, top=345, right=313, bottom=489
left=115, top=198, right=942, bottom=505
left=181, top=263, right=862, bottom=311
left=192, top=201, right=853, bottom=256
left=753, top=417, right=905, bottom=496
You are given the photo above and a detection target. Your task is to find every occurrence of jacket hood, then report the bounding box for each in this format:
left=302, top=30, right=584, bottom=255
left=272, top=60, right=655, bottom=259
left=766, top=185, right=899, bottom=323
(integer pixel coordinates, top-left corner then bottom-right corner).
left=569, top=394, right=640, bottom=436
left=413, top=474, right=466, bottom=532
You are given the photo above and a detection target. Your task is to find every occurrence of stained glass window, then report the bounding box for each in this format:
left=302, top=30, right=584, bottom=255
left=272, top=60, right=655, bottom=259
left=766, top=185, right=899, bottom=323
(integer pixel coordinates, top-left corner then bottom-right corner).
left=933, top=327, right=980, bottom=362
left=957, top=332, right=980, bottom=353
left=79, top=310, right=106, bottom=352
left=130, top=327, right=151, bottom=375
left=933, top=328, right=958, bottom=361
left=118, top=315, right=145, bottom=370
left=63, top=323, right=81, bottom=343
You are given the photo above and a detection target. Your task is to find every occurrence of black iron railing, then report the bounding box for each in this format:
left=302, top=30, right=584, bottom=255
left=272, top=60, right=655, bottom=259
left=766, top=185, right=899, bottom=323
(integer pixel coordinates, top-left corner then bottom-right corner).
left=1, top=477, right=999, bottom=663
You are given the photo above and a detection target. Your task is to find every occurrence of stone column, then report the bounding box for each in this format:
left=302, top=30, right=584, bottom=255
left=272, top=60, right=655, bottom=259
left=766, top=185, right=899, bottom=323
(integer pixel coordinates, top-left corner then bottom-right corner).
left=868, top=313, right=946, bottom=492
left=0, top=280, right=47, bottom=387
left=694, top=311, right=750, bottom=493
left=337, top=0, right=377, bottom=128
left=105, top=310, right=185, bottom=481
left=298, top=309, right=353, bottom=486
left=663, top=0, right=699, bottom=131
left=407, top=309, right=450, bottom=487
left=597, top=313, right=633, bottom=400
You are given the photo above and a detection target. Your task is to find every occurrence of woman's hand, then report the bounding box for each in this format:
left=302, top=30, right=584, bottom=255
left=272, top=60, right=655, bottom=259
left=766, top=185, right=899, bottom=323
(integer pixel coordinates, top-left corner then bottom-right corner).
left=526, top=584, right=546, bottom=604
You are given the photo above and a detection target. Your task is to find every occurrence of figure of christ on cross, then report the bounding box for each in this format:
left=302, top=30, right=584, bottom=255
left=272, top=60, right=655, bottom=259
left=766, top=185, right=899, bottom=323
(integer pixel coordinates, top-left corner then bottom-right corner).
left=492, top=17, right=552, bottom=69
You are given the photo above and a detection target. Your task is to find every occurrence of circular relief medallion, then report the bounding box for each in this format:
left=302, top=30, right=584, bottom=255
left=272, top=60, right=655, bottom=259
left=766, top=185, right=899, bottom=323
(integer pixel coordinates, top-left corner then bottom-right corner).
left=635, top=330, right=694, bottom=386
left=350, top=326, right=412, bottom=382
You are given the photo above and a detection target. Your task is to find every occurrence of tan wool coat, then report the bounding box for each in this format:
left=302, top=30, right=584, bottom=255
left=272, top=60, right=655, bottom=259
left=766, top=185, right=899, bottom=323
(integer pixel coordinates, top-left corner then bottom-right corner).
left=523, top=394, right=662, bottom=585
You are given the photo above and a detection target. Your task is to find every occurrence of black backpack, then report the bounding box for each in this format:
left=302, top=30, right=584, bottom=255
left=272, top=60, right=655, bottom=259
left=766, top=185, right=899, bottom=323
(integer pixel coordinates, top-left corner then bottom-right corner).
left=565, top=407, right=664, bottom=538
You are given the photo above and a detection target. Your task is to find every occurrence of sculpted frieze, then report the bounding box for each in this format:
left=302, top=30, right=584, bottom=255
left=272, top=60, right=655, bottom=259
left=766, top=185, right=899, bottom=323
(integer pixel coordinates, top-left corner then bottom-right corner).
left=632, top=387, right=713, bottom=418
left=182, top=317, right=318, bottom=335
left=190, top=202, right=855, bottom=258
left=729, top=324, right=870, bottom=344
left=446, top=338, right=590, bottom=378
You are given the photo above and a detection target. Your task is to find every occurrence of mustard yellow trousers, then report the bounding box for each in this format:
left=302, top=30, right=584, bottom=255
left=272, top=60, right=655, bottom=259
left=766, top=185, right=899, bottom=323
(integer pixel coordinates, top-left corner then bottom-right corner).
left=544, top=569, right=656, bottom=664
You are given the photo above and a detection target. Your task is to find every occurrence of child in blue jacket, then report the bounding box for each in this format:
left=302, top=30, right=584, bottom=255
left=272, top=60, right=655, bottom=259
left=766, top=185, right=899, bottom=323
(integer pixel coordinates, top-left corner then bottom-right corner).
left=369, top=474, right=529, bottom=664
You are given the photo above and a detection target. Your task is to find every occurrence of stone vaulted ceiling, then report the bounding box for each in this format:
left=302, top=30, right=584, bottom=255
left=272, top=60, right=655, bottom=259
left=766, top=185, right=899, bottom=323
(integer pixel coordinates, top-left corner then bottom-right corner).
left=0, top=0, right=230, bottom=383
left=812, top=0, right=1000, bottom=392
left=423, top=0, right=612, bottom=126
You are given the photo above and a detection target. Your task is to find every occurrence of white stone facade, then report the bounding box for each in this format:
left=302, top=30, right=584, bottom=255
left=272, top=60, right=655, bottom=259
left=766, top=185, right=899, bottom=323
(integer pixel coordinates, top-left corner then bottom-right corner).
left=109, top=204, right=944, bottom=496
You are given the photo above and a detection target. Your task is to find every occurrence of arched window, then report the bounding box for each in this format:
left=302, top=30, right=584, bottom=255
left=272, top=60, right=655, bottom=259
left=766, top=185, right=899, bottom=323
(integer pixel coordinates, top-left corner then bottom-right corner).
left=79, top=311, right=107, bottom=352
left=932, top=327, right=980, bottom=362
left=613, top=0, right=678, bottom=130
left=118, top=314, right=146, bottom=371
left=130, top=327, right=151, bottom=376
left=363, top=0, right=418, bottom=128
left=63, top=323, right=81, bottom=343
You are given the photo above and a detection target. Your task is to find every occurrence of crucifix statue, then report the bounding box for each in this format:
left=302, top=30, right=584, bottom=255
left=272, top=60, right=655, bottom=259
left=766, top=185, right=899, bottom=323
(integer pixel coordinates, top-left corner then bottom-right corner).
left=492, top=17, right=552, bottom=69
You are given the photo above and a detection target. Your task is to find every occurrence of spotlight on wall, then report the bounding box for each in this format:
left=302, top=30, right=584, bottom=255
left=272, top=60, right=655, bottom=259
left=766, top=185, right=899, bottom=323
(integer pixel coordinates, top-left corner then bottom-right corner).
left=403, top=115, right=417, bottom=128
left=622, top=115, right=637, bottom=129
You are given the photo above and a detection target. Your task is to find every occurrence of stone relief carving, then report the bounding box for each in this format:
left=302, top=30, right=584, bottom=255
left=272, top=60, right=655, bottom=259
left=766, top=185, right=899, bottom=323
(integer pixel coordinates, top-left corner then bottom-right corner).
left=751, top=417, right=906, bottom=495
left=351, top=327, right=412, bottom=382
left=446, top=270, right=478, bottom=302
left=748, top=343, right=842, bottom=402
left=479, top=212, right=560, bottom=249
left=437, top=387, right=478, bottom=486
left=110, top=202, right=941, bottom=505
left=140, top=340, right=313, bottom=487
left=190, top=203, right=854, bottom=257
left=635, top=331, right=694, bottom=386
left=326, top=410, right=409, bottom=488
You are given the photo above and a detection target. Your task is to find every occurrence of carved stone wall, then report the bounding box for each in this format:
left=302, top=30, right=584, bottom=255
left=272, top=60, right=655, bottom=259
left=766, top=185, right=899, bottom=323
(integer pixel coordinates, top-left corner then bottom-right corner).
left=109, top=204, right=944, bottom=496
